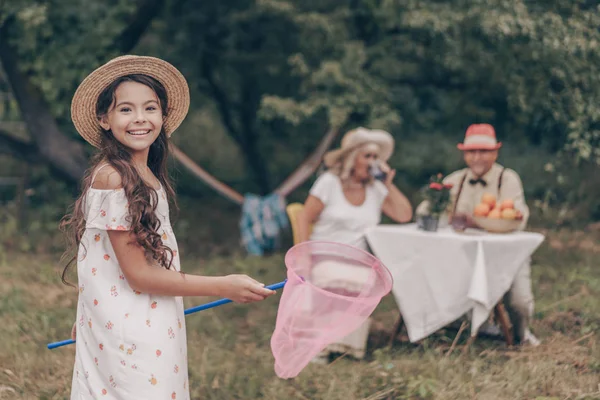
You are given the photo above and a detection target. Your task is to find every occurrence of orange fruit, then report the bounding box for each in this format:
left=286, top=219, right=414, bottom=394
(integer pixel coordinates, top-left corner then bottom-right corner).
left=488, top=208, right=502, bottom=219
left=500, top=199, right=514, bottom=210
left=481, top=193, right=496, bottom=209
left=474, top=203, right=491, bottom=217
left=501, top=208, right=517, bottom=220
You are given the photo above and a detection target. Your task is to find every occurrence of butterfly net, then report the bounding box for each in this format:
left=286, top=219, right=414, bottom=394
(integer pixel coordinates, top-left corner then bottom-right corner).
left=270, top=241, right=393, bottom=379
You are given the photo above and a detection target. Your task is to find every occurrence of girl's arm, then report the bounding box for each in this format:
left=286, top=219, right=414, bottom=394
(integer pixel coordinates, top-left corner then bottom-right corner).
left=108, top=230, right=274, bottom=303
left=93, top=165, right=273, bottom=303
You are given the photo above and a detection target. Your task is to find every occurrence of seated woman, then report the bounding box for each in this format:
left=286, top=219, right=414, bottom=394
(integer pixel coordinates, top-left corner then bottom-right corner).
left=297, top=127, right=413, bottom=363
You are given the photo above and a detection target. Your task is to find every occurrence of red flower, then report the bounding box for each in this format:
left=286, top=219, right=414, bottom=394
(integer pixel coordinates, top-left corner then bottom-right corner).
left=429, top=182, right=443, bottom=190
left=443, top=184, right=453, bottom=189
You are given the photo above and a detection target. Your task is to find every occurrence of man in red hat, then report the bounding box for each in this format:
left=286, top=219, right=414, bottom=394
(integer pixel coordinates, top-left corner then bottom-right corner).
left=442, top=123, right=539, bottom=346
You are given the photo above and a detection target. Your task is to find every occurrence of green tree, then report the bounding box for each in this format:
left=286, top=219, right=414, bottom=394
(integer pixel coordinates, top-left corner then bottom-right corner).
left=343, top=0, right=600, bottom=158
left=162, top=0, right=400, bottom=193
left=0, top=0, right=165, bottom=182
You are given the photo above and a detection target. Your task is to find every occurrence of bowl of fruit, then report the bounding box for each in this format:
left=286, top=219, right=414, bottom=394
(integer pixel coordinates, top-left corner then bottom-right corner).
left=472, top=193, right=523, bottom=233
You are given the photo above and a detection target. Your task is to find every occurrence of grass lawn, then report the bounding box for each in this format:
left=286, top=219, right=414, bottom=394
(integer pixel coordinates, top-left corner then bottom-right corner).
left=0, top=228, right=598, bottom=399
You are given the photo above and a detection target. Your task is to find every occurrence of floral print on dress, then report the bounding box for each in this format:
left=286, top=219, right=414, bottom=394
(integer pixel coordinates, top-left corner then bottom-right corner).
left=126, top=344, right=136, bottom=355
left=70, top=184, right=189, bottom=399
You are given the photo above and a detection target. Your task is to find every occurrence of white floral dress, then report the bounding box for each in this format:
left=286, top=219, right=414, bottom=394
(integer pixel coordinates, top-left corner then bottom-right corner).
left=70, top=172, right=189, bottom=399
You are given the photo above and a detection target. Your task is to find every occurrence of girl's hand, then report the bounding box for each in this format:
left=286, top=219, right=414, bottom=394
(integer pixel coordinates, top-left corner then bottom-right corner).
left=71, top=322, right=77, bottom=340
left=218, top=274, right=276, bottom=303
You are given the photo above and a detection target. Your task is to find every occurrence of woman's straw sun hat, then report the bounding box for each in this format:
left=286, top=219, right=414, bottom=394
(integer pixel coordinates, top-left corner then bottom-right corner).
left=323, top=127, right=394, bottom=167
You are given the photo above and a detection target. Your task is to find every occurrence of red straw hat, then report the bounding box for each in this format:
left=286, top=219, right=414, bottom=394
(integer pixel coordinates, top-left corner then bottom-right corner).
left=457, top=124, right=502, bottom=151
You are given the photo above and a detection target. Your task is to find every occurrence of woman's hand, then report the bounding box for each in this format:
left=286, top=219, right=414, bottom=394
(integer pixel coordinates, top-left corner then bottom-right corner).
left=378, top=161, right=396, bottom=188
left=380, top=161, right=413, bottom=223
left=71, top=322, right=77, bottom=340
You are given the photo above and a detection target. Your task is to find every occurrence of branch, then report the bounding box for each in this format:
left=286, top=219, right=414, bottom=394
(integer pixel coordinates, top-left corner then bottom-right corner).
left=274, top=127, right=339, bottom=197
left=170, top=144, right=244, bottom=205
left=0, top=17, right=88, bottom=183
left=200, top=55, right=242, bottom=145
left=112, top=0, right=166, bottom=53
left=0, top=129, right=38, bottom=163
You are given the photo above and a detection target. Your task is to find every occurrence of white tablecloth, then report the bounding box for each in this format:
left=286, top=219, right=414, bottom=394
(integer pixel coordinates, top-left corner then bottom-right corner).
left=366, top=224, right=545, bottom=342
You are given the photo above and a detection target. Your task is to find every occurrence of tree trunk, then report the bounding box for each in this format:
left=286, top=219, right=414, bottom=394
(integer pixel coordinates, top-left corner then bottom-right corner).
left=0, top=21, right=89, bottom=183
left=200, top=56, right=272, bottom=194
left=112, top=0, right=166, bottom=52
left=0, top=0, right=166, bottom=184
left=0, top=129, right=38, bottom=163
left=238, top=78, right=271, bottom=193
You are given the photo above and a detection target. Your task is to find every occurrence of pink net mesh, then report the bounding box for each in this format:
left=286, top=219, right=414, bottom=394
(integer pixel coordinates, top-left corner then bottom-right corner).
left=270, top=241, right=393, bottom=379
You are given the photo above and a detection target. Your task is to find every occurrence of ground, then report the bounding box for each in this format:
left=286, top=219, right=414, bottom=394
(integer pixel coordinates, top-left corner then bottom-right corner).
left=0, top=228, right=598, bottom=400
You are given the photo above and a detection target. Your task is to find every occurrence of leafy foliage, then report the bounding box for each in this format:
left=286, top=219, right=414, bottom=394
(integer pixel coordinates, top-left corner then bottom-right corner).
left=1, top=0, right=599, bottom=213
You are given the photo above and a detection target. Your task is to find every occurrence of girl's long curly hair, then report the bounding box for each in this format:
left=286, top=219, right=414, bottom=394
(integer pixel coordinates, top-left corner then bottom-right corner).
left=60, top=74, right=178, bottom=286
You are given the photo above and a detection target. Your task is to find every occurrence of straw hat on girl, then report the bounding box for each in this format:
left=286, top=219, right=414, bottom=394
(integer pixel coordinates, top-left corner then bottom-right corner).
left=71, top=55, right=190, bottom=148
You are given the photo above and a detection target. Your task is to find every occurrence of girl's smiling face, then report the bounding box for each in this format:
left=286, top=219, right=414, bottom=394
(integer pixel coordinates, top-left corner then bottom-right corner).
left=99, top=81, right=164, bottom=154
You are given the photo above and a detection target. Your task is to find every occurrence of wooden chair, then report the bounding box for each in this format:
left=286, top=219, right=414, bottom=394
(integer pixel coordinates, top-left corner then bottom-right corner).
left=286, top=202, right=309, bottom=245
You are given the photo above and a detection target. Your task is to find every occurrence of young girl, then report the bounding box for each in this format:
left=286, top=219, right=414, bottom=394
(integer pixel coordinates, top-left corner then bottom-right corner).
left=61, top=55, right=275, bottom=399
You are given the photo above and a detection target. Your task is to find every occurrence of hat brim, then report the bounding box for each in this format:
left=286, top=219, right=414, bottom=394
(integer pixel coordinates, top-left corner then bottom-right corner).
left=457, top=143, right=502, bottom=151
left=71, top=55, right=190, bottom=148
left=324, top=130, right=394, bottom=167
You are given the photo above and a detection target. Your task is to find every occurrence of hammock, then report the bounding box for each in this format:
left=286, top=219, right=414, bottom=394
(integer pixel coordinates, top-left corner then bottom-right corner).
left=170, top=128, right=339, bottom=255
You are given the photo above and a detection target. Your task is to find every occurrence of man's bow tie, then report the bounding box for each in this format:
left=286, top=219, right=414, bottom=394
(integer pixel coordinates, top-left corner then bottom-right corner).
left=469, top=178, right=487, bottom=186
